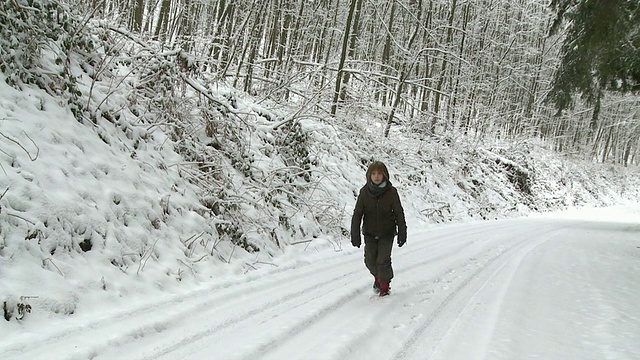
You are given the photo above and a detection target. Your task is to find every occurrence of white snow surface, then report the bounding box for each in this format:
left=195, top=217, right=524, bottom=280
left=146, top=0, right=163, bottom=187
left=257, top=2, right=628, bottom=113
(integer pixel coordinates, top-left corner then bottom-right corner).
left=1, top=206, right=639, bottom=359
left=1, top=18, right=640, bottom=360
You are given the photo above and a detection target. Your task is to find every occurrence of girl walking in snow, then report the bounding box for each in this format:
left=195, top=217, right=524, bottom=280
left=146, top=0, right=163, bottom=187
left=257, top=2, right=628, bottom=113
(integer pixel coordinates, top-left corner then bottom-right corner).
left=351, top=161, right=407, bottom=296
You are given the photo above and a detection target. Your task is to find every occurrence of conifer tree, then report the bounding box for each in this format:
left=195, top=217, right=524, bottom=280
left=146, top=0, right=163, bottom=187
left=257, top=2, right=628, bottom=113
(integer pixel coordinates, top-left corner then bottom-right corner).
left=546, top=0, right=640, bottom=125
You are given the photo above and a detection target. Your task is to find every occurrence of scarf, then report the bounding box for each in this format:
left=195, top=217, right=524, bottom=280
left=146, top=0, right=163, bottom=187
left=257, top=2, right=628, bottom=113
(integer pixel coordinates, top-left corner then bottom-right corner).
left=367, top=180, right=389, bottom=198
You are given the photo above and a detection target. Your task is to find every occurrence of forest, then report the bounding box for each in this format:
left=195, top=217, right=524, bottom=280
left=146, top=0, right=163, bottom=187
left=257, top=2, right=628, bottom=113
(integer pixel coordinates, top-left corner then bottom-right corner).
left=58, top=0, right=639, bottom=165
left=1, top=0, right=638, bottom=258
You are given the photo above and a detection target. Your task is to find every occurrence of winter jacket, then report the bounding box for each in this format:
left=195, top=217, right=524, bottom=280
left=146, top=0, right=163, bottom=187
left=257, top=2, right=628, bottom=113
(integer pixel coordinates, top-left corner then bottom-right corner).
left=350, top=182, right=407, bottom=247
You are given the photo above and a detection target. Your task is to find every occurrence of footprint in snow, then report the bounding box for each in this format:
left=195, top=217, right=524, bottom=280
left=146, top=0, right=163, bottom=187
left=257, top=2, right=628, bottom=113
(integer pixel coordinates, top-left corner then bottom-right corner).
left=393, top=323, right=406, bottom=330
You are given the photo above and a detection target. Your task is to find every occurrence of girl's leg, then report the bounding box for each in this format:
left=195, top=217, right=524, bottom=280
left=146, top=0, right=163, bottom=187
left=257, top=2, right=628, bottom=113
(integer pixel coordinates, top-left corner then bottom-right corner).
left=376, top=235, right=394, bottom=284
left=363, top=236, right=379, bottom=277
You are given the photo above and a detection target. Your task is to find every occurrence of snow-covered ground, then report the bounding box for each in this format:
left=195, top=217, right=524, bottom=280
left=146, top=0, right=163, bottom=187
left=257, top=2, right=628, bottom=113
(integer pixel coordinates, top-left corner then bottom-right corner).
left=1, top=205, right=639, bottom=360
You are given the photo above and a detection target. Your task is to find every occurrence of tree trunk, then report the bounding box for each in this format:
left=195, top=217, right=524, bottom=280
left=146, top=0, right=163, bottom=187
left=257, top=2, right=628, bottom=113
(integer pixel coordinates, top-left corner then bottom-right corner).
left=154, top=0, right=171, bottom=44
left=431, top=0, right=457, bottom=135
left=383, top=0, right=423, bottom=137
left=132, top=0, right=144, bottom=33
left=331, top=0, right=358, bottom=116
left=448, top=2, right=469, bottom=126
left=339, top=0, right=364, bottom=103
left=321, top=1, right=340, bottom=91
left=378, top=1, right=397, bottom=108
left=234, top=2, right=266, bottom=91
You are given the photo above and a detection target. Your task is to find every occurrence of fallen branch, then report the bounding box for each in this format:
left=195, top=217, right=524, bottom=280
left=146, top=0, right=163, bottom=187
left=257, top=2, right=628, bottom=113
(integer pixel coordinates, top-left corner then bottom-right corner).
left=0, top=131, right=39, bottom=161
left=43, top=258, right=64, bottom=276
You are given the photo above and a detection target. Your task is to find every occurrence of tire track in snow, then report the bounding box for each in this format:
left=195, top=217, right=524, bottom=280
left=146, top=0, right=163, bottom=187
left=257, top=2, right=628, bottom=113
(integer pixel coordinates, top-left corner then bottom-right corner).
left=136, top=225, right=497, bottom=360
left=1, top=244, right=365, bottom=359
left=237, top=240, right=480, bottom=360
left=221, top=221, right=542, bottom=360
left=319, top=222, right=545, bottom=360
left=0, top=219, right=568, bottom=360
left=11, top=214, right=490, bottom=359
left=142, top=232, right=480, bottom=359
left=392, top=222, right=576, bottom=360
left=160, top=220, right=584, bottom=360
left=141, top=270, right=365, bottom=360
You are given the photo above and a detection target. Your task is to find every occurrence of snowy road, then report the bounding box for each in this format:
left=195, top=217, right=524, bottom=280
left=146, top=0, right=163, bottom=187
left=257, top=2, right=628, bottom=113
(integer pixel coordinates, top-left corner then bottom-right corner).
left=2, top=207, right=640, bottom=360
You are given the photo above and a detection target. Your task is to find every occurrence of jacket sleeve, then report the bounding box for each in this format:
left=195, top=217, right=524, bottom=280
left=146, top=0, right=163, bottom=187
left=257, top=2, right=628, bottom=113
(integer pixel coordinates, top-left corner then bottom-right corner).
left=392, top=189, right=407, bottom=243
left=350, top=191, right=364, bottom=245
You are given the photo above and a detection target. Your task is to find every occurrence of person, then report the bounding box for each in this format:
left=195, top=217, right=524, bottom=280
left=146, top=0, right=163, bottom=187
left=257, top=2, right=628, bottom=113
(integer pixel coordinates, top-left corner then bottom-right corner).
left=350, top=161, right=407, bottom=296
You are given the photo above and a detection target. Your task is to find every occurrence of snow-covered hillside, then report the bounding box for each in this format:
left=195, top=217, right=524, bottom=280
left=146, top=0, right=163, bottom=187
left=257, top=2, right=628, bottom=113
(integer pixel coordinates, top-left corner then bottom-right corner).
left=1, top=1, right=638, bottom=329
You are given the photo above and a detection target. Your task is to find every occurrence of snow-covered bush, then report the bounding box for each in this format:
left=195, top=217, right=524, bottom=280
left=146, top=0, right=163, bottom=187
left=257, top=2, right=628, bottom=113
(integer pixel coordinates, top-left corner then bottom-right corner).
left=0, top=0, right=98, bottom=118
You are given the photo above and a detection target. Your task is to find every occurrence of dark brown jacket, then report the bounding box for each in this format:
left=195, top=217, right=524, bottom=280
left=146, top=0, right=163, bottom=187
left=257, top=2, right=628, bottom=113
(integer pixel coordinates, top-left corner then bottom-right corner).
left=350, top=182, right=407, bottom=246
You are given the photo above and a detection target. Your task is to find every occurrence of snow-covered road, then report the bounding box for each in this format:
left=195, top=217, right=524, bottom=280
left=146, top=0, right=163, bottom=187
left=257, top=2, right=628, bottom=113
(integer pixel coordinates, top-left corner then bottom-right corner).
left=2, top=207, right=640, bottom=360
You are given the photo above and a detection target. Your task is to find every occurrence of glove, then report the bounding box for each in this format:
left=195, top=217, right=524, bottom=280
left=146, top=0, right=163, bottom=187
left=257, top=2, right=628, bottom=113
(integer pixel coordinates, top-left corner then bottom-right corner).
left=351, top=237, right=361, bottom=248
left=397, top=237, right=406, bottom=247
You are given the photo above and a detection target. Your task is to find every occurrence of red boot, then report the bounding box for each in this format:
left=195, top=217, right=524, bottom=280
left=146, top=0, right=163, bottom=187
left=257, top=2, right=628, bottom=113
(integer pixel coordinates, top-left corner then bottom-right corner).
left=379, top=282, right=390, bottom=296
left=373, top=276, right=381, bottom=294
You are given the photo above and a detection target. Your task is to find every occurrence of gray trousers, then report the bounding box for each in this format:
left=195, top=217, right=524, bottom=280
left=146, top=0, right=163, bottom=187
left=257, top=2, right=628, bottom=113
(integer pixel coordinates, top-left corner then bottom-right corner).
left=363, top=235, right=394, bottom=283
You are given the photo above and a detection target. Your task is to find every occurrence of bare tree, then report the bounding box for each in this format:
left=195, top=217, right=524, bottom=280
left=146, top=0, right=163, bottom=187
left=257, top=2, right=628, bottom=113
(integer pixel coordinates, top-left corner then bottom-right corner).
left=331, top=0, right=359, bottom=116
